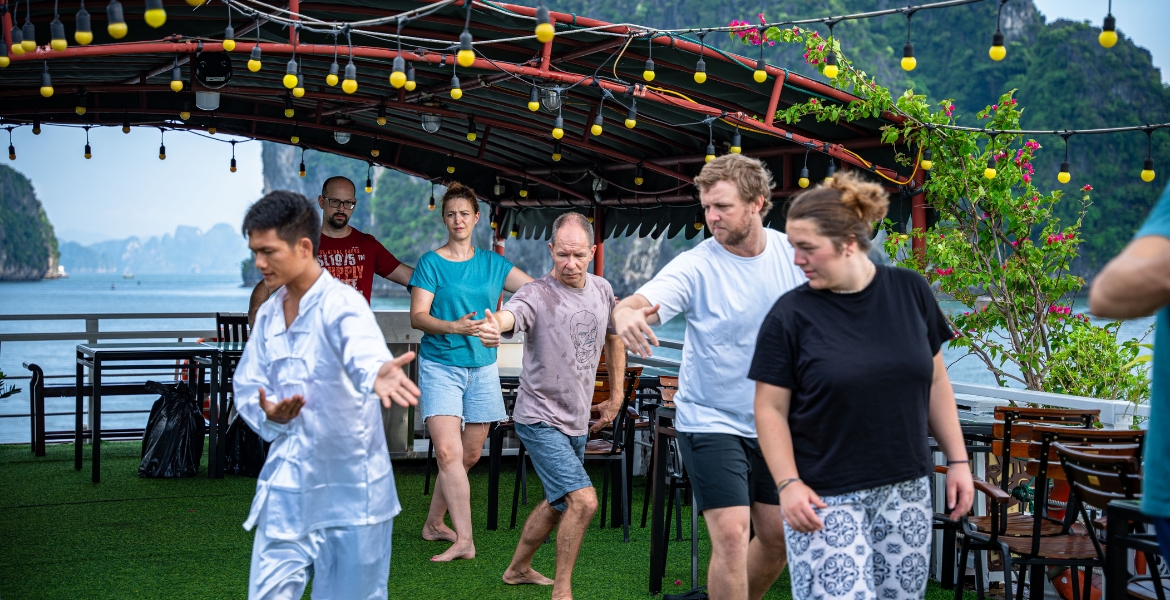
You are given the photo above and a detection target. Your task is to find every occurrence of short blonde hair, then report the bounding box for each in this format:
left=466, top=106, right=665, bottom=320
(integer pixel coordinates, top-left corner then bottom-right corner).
left=693, top=154, right=775, bottom=217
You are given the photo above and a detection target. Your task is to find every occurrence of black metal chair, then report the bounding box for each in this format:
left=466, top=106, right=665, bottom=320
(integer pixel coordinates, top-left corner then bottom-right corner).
left=216, top=313, right=250, bottom=343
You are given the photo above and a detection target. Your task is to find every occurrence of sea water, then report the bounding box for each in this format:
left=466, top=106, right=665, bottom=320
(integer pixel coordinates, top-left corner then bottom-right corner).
left=0, top=273, right=1154, bottom=443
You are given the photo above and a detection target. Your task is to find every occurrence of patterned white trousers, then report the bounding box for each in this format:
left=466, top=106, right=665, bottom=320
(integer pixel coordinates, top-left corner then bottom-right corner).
left=784, top=476, right=933, bottom=600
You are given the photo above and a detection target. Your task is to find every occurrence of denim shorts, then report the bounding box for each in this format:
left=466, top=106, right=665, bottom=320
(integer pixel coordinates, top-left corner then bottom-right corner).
left=514, top=422, right=592, bottom=512
left=419, top=356, right=507, bottom=425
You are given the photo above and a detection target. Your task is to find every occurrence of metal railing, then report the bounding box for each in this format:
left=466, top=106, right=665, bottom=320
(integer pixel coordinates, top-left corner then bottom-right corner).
left=0, top=312, right=226, bottom=344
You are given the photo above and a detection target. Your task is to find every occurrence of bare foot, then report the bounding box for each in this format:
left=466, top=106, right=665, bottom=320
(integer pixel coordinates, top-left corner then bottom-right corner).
left=431, top=541, right=476, bottom=562
left=421, top=522, right=457, bottom=543
left=502, top=567, right=554, bottom=586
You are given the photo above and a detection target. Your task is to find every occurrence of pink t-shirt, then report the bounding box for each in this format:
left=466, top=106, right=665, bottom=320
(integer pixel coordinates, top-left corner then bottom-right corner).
left=504, top=273, right=617, bottom=436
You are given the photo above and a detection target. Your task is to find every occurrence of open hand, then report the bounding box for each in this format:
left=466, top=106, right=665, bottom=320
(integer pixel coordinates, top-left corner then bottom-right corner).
left=259, top=388, right=304, bottom=424
left=375, top=352, right=422, bottom=408
left=479, top=309, right=501, bottom=348
left=614, top=304, right=661, bottom=358
left=781, top=480, right=827, bottom=533
left=450, top=311, right=485, bottom=337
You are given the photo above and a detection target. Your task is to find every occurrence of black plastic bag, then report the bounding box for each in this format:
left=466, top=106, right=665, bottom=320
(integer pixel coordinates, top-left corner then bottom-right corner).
left=223, top=403, right=269, bottom=477
left=139, top=381, right=205, bottom=478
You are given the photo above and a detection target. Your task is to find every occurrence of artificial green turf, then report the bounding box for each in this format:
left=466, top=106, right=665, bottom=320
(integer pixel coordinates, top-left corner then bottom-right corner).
left=0, top=442, right=976, bottom=599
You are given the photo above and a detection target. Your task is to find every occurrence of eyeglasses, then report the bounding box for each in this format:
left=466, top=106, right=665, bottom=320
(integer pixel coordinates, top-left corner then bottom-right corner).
left=324, top=197, right=357, bottom=210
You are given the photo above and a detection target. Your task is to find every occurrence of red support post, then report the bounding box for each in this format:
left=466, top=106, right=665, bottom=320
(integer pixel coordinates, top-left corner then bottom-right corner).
left=911, top=168, right=927, bottom=265
left=764, top=71, right=786, bottom=128
left=593, top=204, right=604, bottom=277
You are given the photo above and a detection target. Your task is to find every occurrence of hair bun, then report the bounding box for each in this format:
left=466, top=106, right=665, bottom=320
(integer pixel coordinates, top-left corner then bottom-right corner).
left=830, top=170, right=889, bottom=224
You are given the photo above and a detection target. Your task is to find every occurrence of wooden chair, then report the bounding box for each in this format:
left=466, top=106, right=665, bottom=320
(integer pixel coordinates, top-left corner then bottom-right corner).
left=1056, top=442, right=1166, bottom=600
left=583, top=366, right=641, bottom=543
left=216, top=313, right=250, bottom=343
left=958, top=425, right=1146, bottom=600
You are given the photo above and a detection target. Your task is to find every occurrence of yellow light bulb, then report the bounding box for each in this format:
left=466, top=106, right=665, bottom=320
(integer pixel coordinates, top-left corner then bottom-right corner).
left=989, top=45, right=1006, bottom=61
left=290, top=135, right=300, bottom=144
left=528, top=101, right=540, bottom=111
left=22, top=39, right=35, bottom=52
left=144, top=8, right=166, bottom=28
left=292, top=86, right=304, bottom=98
left=377, top=117, right=386, bottom=126
left=1142, top=169, right=1156, bottom=182
left=519, top=189, right=528, bottom=198
left=75, top=30, right=93, bottom=45
left=222, top=38, right=235, bottom=52
left=625, top=118, right=636, bottom=129
left=85, top=152, right=92, bottom=159
left=247, top=59, right=261, bottom=72
left=984, top=167, right=997, bottom=179
left=283, top=73, right=298, bottom=89
left=643, top=70, right=655, bottom=82
left=694, top=222, right=703, bottom=230
left=371, top=149, right=380, bottom=157
left=122, top=125, right=130, bottom=134
left=159, top=153, right=166, bottom=160
left=590, top=123, right=603, bottom=136
left=705, top=154, right=715, bottom=163
left=404, top=80, right=416, bottom=91
left=798, top=177, right=810, bottom=188
left=535, top=22, right=555, bottom=44
left=467, top=133, right=477, bottom=142
left=457, top=49, right=475, bottom=67
left=365, top=185, right=373, bottom=193
left=753, top=70, right=767, bottom=83
left=1057, top=171, right=1071, bottom=184
left=108, top=21, right=127, bottom=38
left=730, top=146, right=742, bottom=154
left=552, top=153, right=562, bottom=162
left=208, top=127, right=217, bottom=135
left=1099, top=30, right=1117, bottom=48
left=552, top=127, right=564, bottom=139
left=0, top=56, right=8, bottom=68
left=694, top=71, right=706, bottom=84
left=40, top=86, right=55, bottom=98
left=230, top=165, right=237, bottom=173
left=389, top=71, right=406, bottom=88
left=900, top=57, right=916, bottom=72
left=180, top=110, right=191, bottom=120
left=326, top=73, right=338, bottom=86
left=342, top=79, right=358, bottom=94
left=76, top=106, right=87, bottom=116
left=170, top=79, right=184, bottom=92
left=446, top=165, right=456, bottom=174
left=299, top=169, right=306, bottom=177
left=450, top=87, right=462, bottom=100
left=920, top=159, right=933, bottom=170
left=185, top=0, right=203, bottom=6
left=51, top=39, right=67, bottom=51
left=284, top=108, right=295, bottom=118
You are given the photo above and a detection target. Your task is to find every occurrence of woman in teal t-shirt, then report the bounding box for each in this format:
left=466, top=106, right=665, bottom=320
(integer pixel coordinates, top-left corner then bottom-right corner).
left=409, top=182, right=533, bottom=563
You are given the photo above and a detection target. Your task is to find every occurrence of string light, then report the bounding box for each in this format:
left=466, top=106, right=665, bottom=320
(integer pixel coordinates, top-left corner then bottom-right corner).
left=450, top=51, right=462, bottom=100
left=456, top=2, right=475, bottom=67
left=900, top=13, right=916, bottom=71
left=534, top=0, right=554, bottom=43
left=9, top=12, right=23, bottom=56
left=704, top=119, right=716, bottom=163
left=552, top=106, right=564, bottom=139
left=83, top=126, right=92, bottom=159
left=106, top=0, right=127, bottom=39
left=50, top=6, right=67, bottom=51
left=825, top=158, right=837, bottom=182
left=6, top=128, right=14, bottom=160
left=229, top=141, right=237, bottom=172
left=754, top=31, right=767, bottom=83
left=284, top=93, right=295, bottom=118
left=405, top=63, right=417, bottom=91
left=75, top=90, right=87, bottom=115
left=920, top=130, right=932, bottom=170
left=390, top=20, right=407, bottom=88
left=73, top=0, right=91, bottom=45
left=528, top=86, right=540, bottom=111
left=643, top=36, right=655, bottom=81
left=377, top=102, right=387, bottom=126
left=730, top=128, right=742, bottom=154
left=284, top=58, right=299, bottom=89
left=989, top=0, right=1007, bottom=61
left=158, top=129, right=166, bottom=160
left=510, top=221, right=519, bottom=238
left=248, top=17, right=262, bottom=72
left=798, top=147, right=810, bottom=188
left=40, top=62, right=54, bottom=98
left=694, top=209, right=704, bottom=230
left=223, top=4, right=235, bottom=51
left=625, top=98, right=637, bottom=129
left=370, top=136, right=380, bottom=157
left=32, top=114, right=41, bottom=135
left=1058, top=133, right=1071, bottom=184
left=144, top=0, right=166, bottom=28
left=208, top=114, right=217, bottom=135
left=0, top=41, right=8, bottom=68
left=122, top=112, right=130, bottom=134
left=634, top=163, right=644, bottom=186
left=170, top=56, right=184, bottom=92
left=298, top=147, right=306, bottom=177
left=292, top=64, right=305, bottom=98
left=519, top=177, right=529, bottom=197
left=429, top=182, right=437, bottom=210
left=446, top=154, right=455, bottom=174
left=823, top=22, right=840, bottom=78
left=984, top=135, right=999, bottom=179
left=591, top=90, right=609, bottom=136
left=290, top=122, right=299, bottom=144
left=326, top=32, right=339, bottom=86
left=552, top=140, right=562, bottom=162
left=1099, top=0, right=1117, bottom=48
left=180, top=99, right=191, bottom=121
left=694, top=31, right=707, bottom=84
left=21, top=8, right=35, bottom=52
left=466, top=117, right=477, bottom=141
left=365, top=163, right=373, bottom=193
left=1141, top=128, right=1156, bottom=182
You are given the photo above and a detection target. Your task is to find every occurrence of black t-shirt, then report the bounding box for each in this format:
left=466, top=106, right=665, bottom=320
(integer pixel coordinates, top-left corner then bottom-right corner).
left=748, top=265, right=954, bottom=497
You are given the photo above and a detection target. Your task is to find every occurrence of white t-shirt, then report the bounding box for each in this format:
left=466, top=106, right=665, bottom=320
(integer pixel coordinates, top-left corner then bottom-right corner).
left=636, top=228, right=806, bottom=437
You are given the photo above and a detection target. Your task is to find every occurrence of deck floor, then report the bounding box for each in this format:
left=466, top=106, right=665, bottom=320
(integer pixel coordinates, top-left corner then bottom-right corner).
left=0, top=442, right=973, bottom=599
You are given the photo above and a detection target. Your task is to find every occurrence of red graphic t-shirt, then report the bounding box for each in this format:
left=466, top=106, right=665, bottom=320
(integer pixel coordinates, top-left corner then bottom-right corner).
left=317, top=228, right=402, bottom=303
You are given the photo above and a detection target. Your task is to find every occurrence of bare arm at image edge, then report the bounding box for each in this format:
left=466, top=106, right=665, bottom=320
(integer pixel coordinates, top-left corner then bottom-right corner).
left=1089, top=235, right=1170, bottom=319
left=247, top=281, right=270, bottom=328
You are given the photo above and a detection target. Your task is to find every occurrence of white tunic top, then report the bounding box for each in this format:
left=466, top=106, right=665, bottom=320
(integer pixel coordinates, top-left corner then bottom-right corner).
left=234, top=270, right=401, bottom=540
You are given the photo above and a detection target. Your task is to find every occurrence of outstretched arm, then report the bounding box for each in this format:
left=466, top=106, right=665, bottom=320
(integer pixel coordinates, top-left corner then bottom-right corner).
left=503, top=266, right=535, bottom=294
left=478, top=309, right=515, bottom=348
left=386, top=263, right=414, bottom=287
left=1089, top=235, right=1170, bottom=318
left=612, top=294, right=662, bottom=358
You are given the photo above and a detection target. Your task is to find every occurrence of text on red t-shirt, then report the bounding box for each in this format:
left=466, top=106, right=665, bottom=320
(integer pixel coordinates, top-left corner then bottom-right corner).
left=316, top=228, right=402, bottom=303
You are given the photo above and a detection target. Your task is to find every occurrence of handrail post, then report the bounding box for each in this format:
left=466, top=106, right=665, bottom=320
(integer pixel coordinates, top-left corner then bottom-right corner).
left=85, top=317, right=98, bottom=432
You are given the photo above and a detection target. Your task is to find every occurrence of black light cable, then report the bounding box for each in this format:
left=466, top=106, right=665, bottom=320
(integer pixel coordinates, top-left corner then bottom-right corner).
left=1142, top=128, right=1156, bottom=182
left=901, top=11, right=917, bottom=71
left=83, top=125, right=92, bottom=159
left=989, top=0, right=1008, bottom=60
left=799, top=145, right=810, bottom=188
left=1058, top=132, right=1071, bottom=184
left=230, top=140, right=237, bottom=172
left=694, top=30, right=707, bottom=83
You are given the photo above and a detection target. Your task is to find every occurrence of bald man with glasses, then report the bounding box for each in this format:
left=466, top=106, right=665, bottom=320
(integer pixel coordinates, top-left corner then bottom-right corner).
left=316, top=176, right=413, bottom=303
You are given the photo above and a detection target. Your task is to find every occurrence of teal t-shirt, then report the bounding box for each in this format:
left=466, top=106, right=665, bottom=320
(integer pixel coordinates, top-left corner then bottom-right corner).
left=410, top=248, right=514, bottom=368
left=1137, top=182, right=1170, bottom=517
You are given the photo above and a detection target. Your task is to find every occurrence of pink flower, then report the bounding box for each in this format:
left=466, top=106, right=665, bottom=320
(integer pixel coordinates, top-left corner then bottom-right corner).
left=811, top=31, right=819, bottom=38
left=992, top=104, right=998, bottom=110
left=934, top=267, right=954, bottom=276
left=817, top=43, right=824, bottom=51
left=811, top=58, right=819, bottom=64
left=1082, top=184, right=1093, bottom=191
left=809, top=98, right=818, bottom=104
left=1010, top=240, right=1019, bottom=247
left=1023, top=174, right=1031, bottom=183
left=758, top=13, right=767, bottom=24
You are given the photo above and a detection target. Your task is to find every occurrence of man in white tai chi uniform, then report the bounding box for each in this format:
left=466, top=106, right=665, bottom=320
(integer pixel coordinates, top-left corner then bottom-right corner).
left=233, top=190, right=421, bottom=600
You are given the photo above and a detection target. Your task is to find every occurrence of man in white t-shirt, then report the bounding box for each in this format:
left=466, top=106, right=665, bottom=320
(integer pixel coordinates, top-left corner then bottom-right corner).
left=613, top=154, right=806, bottom=600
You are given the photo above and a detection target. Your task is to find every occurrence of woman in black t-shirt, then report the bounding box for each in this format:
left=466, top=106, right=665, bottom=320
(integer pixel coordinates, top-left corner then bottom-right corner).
left=749, top=171, right=973, bottom=600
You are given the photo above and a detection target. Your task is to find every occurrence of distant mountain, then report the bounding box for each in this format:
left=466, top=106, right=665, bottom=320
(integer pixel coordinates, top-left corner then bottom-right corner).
left=59, top=223, right=250, bottom=275
left=0, top=165, right=59, bottom=280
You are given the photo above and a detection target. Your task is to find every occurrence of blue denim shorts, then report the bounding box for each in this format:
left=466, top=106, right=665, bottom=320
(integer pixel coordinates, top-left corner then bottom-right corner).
left=419, top=356, right=507, bottom=425
left=514, top=422, right=591, bottom=512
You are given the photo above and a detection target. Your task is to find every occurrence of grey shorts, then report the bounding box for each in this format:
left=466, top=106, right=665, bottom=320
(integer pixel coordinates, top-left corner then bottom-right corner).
left=514, top=421, right=592, bottom=512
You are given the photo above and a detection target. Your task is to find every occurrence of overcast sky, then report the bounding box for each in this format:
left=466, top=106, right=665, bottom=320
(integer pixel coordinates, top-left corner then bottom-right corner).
left=10, top=0, right=1167, bottom=245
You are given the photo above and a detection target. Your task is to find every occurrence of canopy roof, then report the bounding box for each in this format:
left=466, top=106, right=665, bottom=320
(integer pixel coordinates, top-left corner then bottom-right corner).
left=0, top=0, right=921, bottom=239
